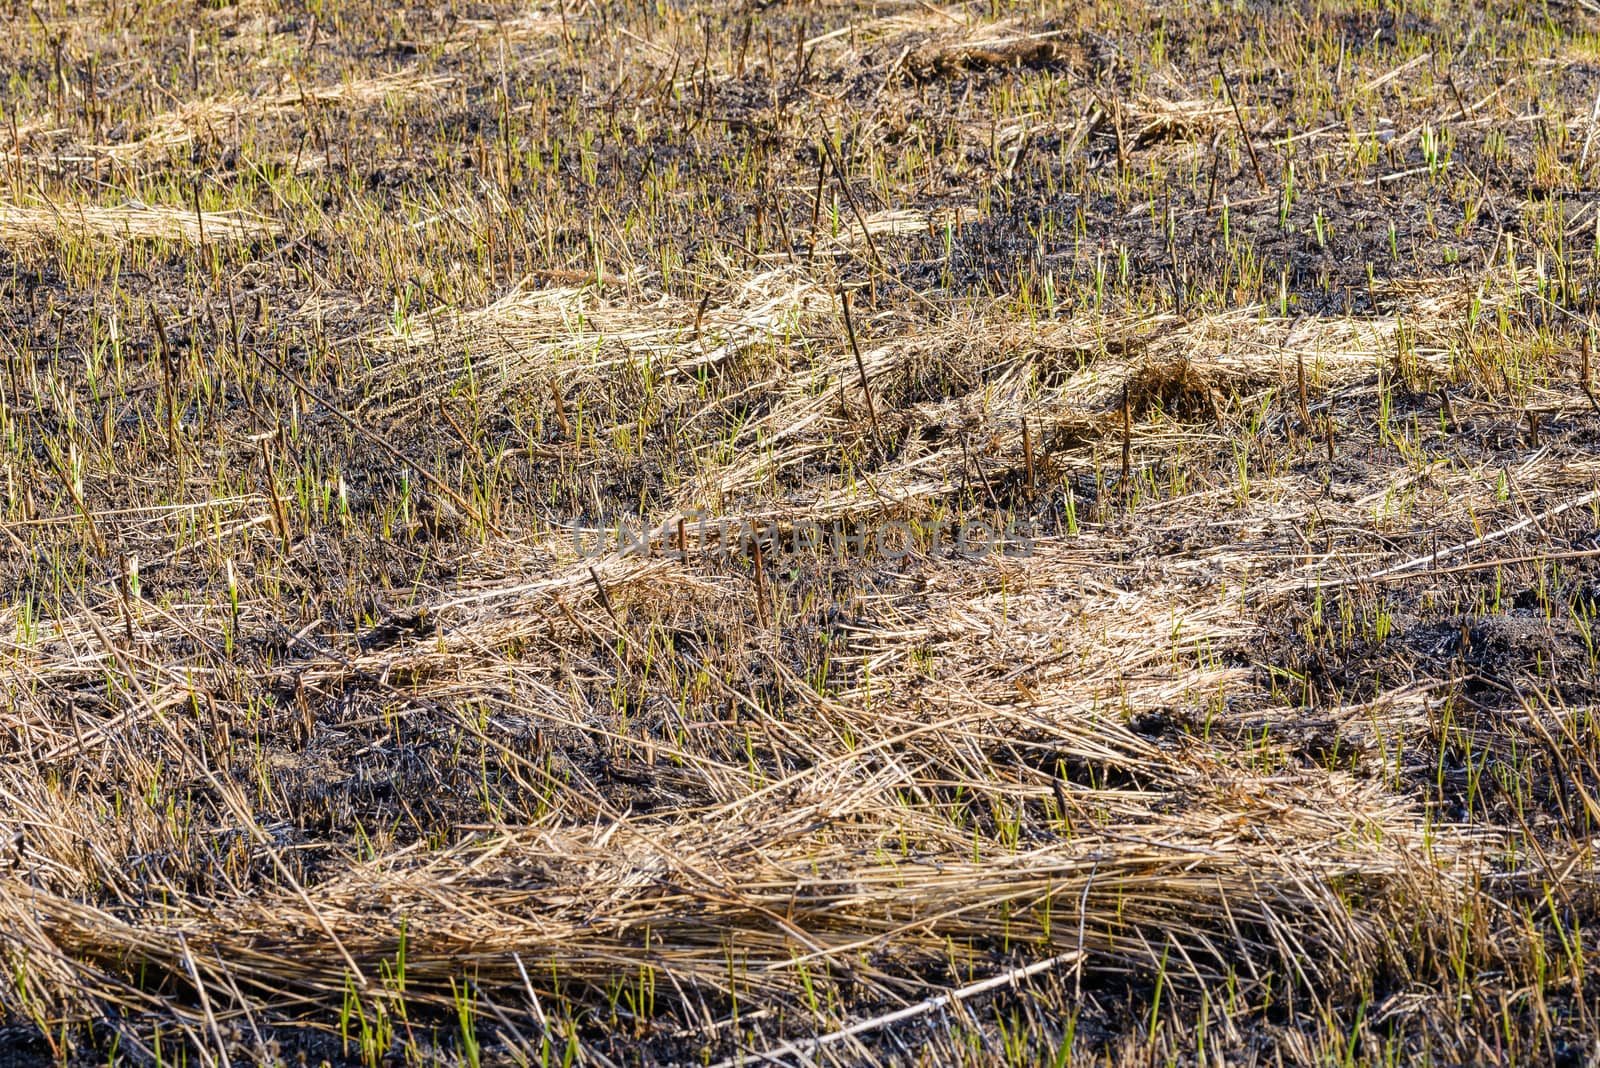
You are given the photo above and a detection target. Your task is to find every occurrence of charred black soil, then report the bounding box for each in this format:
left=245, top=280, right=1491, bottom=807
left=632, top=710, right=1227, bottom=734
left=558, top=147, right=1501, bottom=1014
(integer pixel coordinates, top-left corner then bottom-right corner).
left=2, top=0, right=1599, bottom=1065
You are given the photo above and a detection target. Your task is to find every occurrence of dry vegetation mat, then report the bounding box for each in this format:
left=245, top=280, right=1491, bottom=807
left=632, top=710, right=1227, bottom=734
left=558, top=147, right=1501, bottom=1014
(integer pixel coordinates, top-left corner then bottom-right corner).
left=1, top=0, right=1598, bottom=1064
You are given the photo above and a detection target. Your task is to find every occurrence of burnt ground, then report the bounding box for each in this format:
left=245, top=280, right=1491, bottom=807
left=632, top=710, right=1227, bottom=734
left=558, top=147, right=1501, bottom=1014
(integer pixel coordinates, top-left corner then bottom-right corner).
left=1, top=0, right=1600, bottom=1065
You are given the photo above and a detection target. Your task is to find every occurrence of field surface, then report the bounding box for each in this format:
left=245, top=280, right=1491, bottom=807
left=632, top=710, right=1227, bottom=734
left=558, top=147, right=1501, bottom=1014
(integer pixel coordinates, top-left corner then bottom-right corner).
left=2, top=0, right=1600, bottom=1064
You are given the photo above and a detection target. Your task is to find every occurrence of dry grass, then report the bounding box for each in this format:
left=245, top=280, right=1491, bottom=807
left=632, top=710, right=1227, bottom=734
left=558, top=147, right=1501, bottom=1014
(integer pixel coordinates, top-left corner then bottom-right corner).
left=0, top=200, right=278, bottom=245
left=1, top=0, right=1598, bottom=1065
left=101, top=72, right=459, bottom=164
